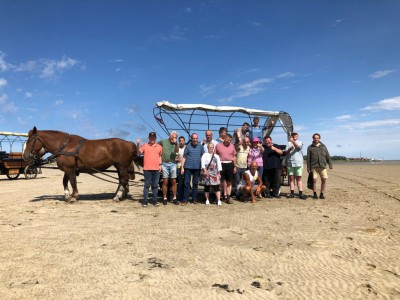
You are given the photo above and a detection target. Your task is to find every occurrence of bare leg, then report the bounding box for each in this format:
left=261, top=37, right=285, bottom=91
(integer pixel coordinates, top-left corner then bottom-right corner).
left=289, top=175, right=295, bottom=191
left=162, top=178, right=169, bottom=199
left=226, top=182, right=232, bottom=198
left=296, top=176, right=303, bottom=192
left=321, top=178, right=327, bottom=193
left=171, top=178, right=177, bottom=199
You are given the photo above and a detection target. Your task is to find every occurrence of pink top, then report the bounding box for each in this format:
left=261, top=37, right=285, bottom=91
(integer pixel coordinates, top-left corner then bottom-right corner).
left=215, top=143, right=236, bottom=161
left=247, top=147, right=263, bottom=167
left=140, top=143, right=162, bottom=170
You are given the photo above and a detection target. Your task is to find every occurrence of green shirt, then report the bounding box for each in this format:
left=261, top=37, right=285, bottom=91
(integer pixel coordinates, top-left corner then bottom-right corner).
left=159, top=139, right=177, bottom=163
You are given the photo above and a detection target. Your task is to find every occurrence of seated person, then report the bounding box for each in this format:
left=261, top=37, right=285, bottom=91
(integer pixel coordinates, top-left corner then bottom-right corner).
left=236, top=161, right=266, bottom=204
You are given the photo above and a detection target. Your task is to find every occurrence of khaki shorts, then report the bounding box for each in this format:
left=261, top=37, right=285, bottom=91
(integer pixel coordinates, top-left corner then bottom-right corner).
left=312, top=168, right=328, bottom=179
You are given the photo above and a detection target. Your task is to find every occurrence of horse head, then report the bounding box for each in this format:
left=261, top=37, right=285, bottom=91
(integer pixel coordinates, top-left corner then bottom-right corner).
left=23, top=126, right=46, bottom=161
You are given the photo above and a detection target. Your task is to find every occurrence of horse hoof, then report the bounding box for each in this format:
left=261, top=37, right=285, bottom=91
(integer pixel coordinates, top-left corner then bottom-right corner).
left=66, top=197, right=76, bottom=203
left=112, top=197, right=121, bottom=202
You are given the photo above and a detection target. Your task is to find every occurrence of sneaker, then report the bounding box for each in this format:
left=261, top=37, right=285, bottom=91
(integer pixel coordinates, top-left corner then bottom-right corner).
left=313, top=194, right=318, bottom=199
left=181, top=201, right=188, bottom=206
left=319, top=194, right=325, bottom=200
left=205, top=200, right=210, bottom=205
left=173, top=199, right=179, bottom=205
left=288, top=194, right=294, bottom=198
left=163, top=198, right=168, bottom=205
left=299, top=194, right=306, bottom=200
left=142, top=204, right=147, bottom=207
left=217, top=200, right=222, bottom=206
left=226, top=198, right=233, bottom=204
left=153, top=202, right=159, bottom=206
left=273, top=194, right=281, bottom=199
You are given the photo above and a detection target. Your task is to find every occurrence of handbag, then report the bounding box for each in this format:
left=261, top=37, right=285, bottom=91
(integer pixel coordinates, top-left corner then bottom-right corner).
left=307, top=172, right=314, bottom=190
left=199, top=153, right=215, bottom=186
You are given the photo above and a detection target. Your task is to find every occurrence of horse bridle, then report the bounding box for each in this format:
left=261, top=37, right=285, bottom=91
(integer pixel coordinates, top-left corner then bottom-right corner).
left=27, top=133, right=71, bottom=161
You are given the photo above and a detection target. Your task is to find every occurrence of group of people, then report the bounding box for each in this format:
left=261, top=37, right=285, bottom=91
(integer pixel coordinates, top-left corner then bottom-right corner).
left=136, top=118, right=332, bottom=207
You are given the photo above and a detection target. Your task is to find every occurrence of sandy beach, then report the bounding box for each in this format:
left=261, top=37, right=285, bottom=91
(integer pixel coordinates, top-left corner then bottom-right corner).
left=0, top=162, right=399, bottom=299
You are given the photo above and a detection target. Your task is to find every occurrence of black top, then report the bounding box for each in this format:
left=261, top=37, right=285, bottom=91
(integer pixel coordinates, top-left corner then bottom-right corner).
left=262, top=143, right=282, bottom=169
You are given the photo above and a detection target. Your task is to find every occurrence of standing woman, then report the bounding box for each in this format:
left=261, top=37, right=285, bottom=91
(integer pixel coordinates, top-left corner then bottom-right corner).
left=247, top=137, right=264, bottom=178
left=201, top=143, right=223, bottom=205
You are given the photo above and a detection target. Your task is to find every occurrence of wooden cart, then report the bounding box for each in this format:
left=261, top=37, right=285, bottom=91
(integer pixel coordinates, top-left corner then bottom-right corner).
left=0, top=132, right=39, bottom=180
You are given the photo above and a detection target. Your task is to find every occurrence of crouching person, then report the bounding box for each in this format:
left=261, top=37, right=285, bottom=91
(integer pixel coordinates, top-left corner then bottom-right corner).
left=236, top=162, right=266, bottom=204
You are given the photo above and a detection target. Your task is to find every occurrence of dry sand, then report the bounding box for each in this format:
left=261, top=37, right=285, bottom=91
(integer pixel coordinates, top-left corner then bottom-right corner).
left=0, top=162, right=399, bottom=299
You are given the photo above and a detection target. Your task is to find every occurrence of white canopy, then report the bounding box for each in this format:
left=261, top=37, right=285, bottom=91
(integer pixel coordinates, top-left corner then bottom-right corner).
left=156, top=100, right=281, bottom=116
left=154, top=101, right=294, bottom=140
left=0, top=132, right=28, bottom=137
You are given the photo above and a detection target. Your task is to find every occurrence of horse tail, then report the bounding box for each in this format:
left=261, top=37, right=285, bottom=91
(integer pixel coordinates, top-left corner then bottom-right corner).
left=128, top=141, right=143, bottom=180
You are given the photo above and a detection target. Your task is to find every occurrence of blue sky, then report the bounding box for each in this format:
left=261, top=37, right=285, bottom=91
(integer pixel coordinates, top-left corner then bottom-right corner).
left=0, top=0, right=399, bottom=159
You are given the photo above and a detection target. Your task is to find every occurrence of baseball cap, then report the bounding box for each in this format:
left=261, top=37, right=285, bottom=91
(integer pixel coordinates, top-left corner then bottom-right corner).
left=252, top=137, right=261, bottom=143
left=148, top=132, right=156, bottom=137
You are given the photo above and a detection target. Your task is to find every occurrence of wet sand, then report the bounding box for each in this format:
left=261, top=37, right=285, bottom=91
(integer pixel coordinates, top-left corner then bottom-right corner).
left=0, top=162, right=399, bottom=299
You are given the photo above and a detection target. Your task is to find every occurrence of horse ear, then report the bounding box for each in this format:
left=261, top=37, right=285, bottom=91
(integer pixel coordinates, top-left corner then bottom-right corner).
left=33, top=126, right=37, bottom=134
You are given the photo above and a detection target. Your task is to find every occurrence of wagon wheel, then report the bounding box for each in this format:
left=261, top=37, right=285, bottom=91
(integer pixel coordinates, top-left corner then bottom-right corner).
left=6, top=172, right=20, bottom=180
left=24, top=165, right=38, bottom=179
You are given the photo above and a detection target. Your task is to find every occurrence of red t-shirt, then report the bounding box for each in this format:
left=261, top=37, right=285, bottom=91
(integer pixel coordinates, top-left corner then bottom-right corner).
left=140, top=143, right=162, bottom=170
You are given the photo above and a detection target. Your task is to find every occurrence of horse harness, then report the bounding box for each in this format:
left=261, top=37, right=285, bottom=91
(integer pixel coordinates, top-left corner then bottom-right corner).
left=30, top=133, right=86, bottom=175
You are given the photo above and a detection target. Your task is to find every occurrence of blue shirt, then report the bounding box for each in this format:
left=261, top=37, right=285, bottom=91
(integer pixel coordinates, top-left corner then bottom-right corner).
left=183, top=143, right=204, bottom=169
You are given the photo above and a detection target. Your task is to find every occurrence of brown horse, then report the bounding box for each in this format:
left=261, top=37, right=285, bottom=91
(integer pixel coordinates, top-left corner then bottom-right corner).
left=23, top=127, right=138, bottom=202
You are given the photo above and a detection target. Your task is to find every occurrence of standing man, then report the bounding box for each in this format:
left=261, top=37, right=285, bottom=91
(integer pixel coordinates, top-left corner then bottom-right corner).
left=285, top=132, right=306, bottom=199
left=235, top=136, right=250, bottom=198
left=176, top=136, right=186, bottom=204
left=217, top=127, right=227, bottom=143
left=201, top=130, right=218, bottom=152
left=307, top=133, right=332, bottom=199
left=181, top=133, right=205, bottom=205
left=233, top=122, right=250, bottom=145
left=137, top=132, right=162, bottom=207
left=159, top=131, right=179, bottom=205
left=262, top=136, right=283, bottom=198
left=215, top=134, right=237, bottom=204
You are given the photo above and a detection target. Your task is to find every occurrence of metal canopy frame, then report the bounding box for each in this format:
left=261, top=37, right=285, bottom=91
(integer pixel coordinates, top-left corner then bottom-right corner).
left=153, top=101, right=293, bottom=141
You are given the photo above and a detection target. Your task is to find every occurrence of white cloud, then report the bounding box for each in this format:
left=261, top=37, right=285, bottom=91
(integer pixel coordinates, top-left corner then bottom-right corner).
left=161, top=25, right=186, bottom=42
left=199, top=84, right=217, bottom=97
left=219, top=77, right=274, bottom=103
left=0, top=93, right=17, bottom=113
left=54, top=99, right=64, bottom=106
left=185, top=7, right=192, bottom=13
left=40, top=56, right=79, bottom=79
left=25, top=92, right=32, bottom=98
left=339, top=119, right=400, bottom=130
left=362, top=96, right=400, bottom=111
left=0, top=78, right=7, bottom=88
left=0, top=51, right=14, bottom=71
left=331, top=19, right=345, bottom=27
left=335, top=114, right=352, bottom=120
left=276, top=72, right=295, bottom=79
left=368, top=69, right=396, bottom=79
left=127, top=105, right=139, bottom=113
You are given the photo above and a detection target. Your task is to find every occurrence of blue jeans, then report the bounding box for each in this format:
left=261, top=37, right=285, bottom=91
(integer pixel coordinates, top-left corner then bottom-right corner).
left=183, top=168, right=200, bottom=203
left=143, top=170, right=160, bottom=205
left=177, top=167, right=184, bottom=201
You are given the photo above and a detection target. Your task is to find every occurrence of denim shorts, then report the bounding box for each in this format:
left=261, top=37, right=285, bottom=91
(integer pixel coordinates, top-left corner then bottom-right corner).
left=162, top=162, right=177, bottom=179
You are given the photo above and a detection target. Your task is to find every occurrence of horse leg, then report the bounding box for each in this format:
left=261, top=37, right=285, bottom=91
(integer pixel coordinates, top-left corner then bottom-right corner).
left=63, top=173, right=71, bottom=200
left=66, top=173, right=79, bottom=203
left=113, top=167, right=129, bottom=201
